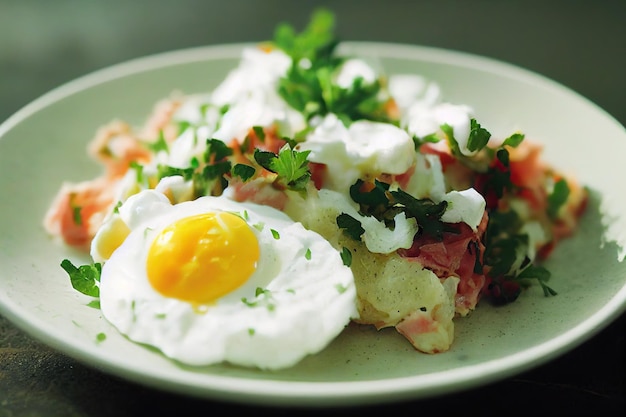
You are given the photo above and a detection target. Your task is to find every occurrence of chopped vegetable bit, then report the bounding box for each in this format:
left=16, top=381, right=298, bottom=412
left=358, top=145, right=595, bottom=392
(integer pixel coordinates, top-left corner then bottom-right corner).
left=61, top=259, right=101, bottom=297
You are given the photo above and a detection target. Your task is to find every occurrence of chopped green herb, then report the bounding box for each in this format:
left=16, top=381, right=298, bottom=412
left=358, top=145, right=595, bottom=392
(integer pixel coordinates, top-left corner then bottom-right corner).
left=68, top=193, right=82, bottom=225
left=305, top=248, right=312, bottom=260
left=241, top=287, right=276, bottom=311
left=146, top=130, right=169, bottom=154
left=273, top=8, right=389, bottom=123
left=389, top=188, right=449, bottom=240
left=96, top=332, right=106, bottom=343
left=130, top=300, right=138, bottom=323
left=466, top=118, right=492, bottom=152
left=232, top=163, right=256, bottom=181
left=336, top=213, right=365, bottom=241
left=340, top=246, right=352, bottom=267
left=204, top=138, right=234, bottom=162
left=335, top=283, right=348, bottom=294
left=547, top=178, right=570, bottom=219
left=254, top=146, right=312, bottom=194
left=502, top=132, right=525, bottom=148
left=61, top=259, right=101, bottom=297
left=252, top=125, right=266, bottom=142
left=72, top=205, right=83, bottom=226
left=517, top=264, right=556, bottom=296
left=129, top=161, right=145, bottom=184
left=345, top=179, right=450, bottom=241
left=271, top=229, right=280, bottom=239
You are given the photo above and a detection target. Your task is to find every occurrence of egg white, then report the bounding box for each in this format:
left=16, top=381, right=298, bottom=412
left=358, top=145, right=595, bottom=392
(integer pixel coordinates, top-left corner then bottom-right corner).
left=98, top=190, right=358, bottom=370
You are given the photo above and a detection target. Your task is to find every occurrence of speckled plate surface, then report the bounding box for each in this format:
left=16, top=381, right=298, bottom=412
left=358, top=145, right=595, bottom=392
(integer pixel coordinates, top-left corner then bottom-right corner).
left=1, top=42, right=625, bottom=407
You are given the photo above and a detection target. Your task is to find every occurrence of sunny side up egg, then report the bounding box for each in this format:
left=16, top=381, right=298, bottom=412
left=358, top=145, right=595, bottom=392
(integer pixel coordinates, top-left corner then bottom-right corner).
left=92, top=189, right=358, bottom=370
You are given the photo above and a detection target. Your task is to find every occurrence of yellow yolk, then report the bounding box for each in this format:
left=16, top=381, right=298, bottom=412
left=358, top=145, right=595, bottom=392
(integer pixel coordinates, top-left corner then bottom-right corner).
left=146, top=212, right=260, bottom=304
left=93, top=215, right=131, bottom=260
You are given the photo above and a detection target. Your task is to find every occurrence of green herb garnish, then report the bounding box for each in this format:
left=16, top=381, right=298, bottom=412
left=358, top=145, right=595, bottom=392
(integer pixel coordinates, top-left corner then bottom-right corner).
left=61, top=259, right=101, bottom=297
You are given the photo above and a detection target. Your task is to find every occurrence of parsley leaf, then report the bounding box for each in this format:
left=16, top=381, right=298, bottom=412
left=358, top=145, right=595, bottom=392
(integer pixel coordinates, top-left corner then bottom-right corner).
left=336, top=213, right=365, bottom=240
left=231, top=163, right=256, bottom=181
left=204, top=138, right=233, bottom=162
left=340, top=246, right=353, bottom=267
left=502, top=132, right=525, bottom=148
left=274, top=9, right=389, bottom=123
left=273, top=8, right=337, bottom=63
left=270, top=146, right=311, bottom=186
left=466, top=118, right=491, bottom=152
left=442, top=118, right=491, bottom=156
left=156, top=138, right=234, bottom=198
left=253, top=145, right=311, bottom=193
left=146, top=130, right=169, bottom=154
left=61, top=259, right=101, bottom=297
left=389, top=188, right=449, bottom=240
left=547, top=178, right=570, bottom=219
left=517, top=264, right=556, bottom=296
left=345, top=179, right=449, bottom=240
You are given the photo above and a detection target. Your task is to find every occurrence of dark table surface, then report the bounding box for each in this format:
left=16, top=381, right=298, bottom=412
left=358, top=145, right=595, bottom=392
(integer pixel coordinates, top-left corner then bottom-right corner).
left=1, top=1, right=624, bottom=416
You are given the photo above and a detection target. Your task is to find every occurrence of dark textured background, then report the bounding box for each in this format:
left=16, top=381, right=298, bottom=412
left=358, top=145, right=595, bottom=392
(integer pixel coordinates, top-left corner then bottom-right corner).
left=1, top=1, right=624, bottom=416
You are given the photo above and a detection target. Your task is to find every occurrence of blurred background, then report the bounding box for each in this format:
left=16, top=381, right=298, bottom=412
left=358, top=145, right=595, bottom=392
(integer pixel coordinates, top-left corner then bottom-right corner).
left=1, top=1, right=624, bottom=416
left=1, top=0, right=624, bottom=125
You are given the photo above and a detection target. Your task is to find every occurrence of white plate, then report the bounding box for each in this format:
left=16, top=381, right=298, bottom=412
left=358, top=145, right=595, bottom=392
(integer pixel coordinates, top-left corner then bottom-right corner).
left=1, top=42, right=625, bottom=407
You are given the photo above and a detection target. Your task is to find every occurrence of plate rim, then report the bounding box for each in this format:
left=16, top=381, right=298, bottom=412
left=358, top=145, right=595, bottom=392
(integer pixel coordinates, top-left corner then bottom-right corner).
left=1, top=41, right=625, bottom=407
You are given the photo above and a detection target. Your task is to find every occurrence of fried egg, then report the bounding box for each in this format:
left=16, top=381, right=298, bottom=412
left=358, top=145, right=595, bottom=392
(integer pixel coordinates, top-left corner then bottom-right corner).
left=94, top=189, right=358, bottom=370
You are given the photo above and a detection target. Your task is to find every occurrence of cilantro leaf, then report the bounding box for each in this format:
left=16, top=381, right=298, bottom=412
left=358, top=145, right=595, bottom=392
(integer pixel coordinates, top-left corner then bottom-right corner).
left=61, top=259, right=101, bottom=297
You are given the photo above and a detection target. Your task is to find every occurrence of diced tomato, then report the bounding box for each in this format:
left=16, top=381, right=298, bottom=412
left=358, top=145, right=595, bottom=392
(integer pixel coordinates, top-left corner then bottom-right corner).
left=309, top=162, right=327, bottom=190
left=419, top=142, right=456, bottom=170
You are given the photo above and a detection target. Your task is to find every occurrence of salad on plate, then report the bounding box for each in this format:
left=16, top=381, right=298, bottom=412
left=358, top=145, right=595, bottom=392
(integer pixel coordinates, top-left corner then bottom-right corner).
left=43, top=9, right=588, bottom=369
